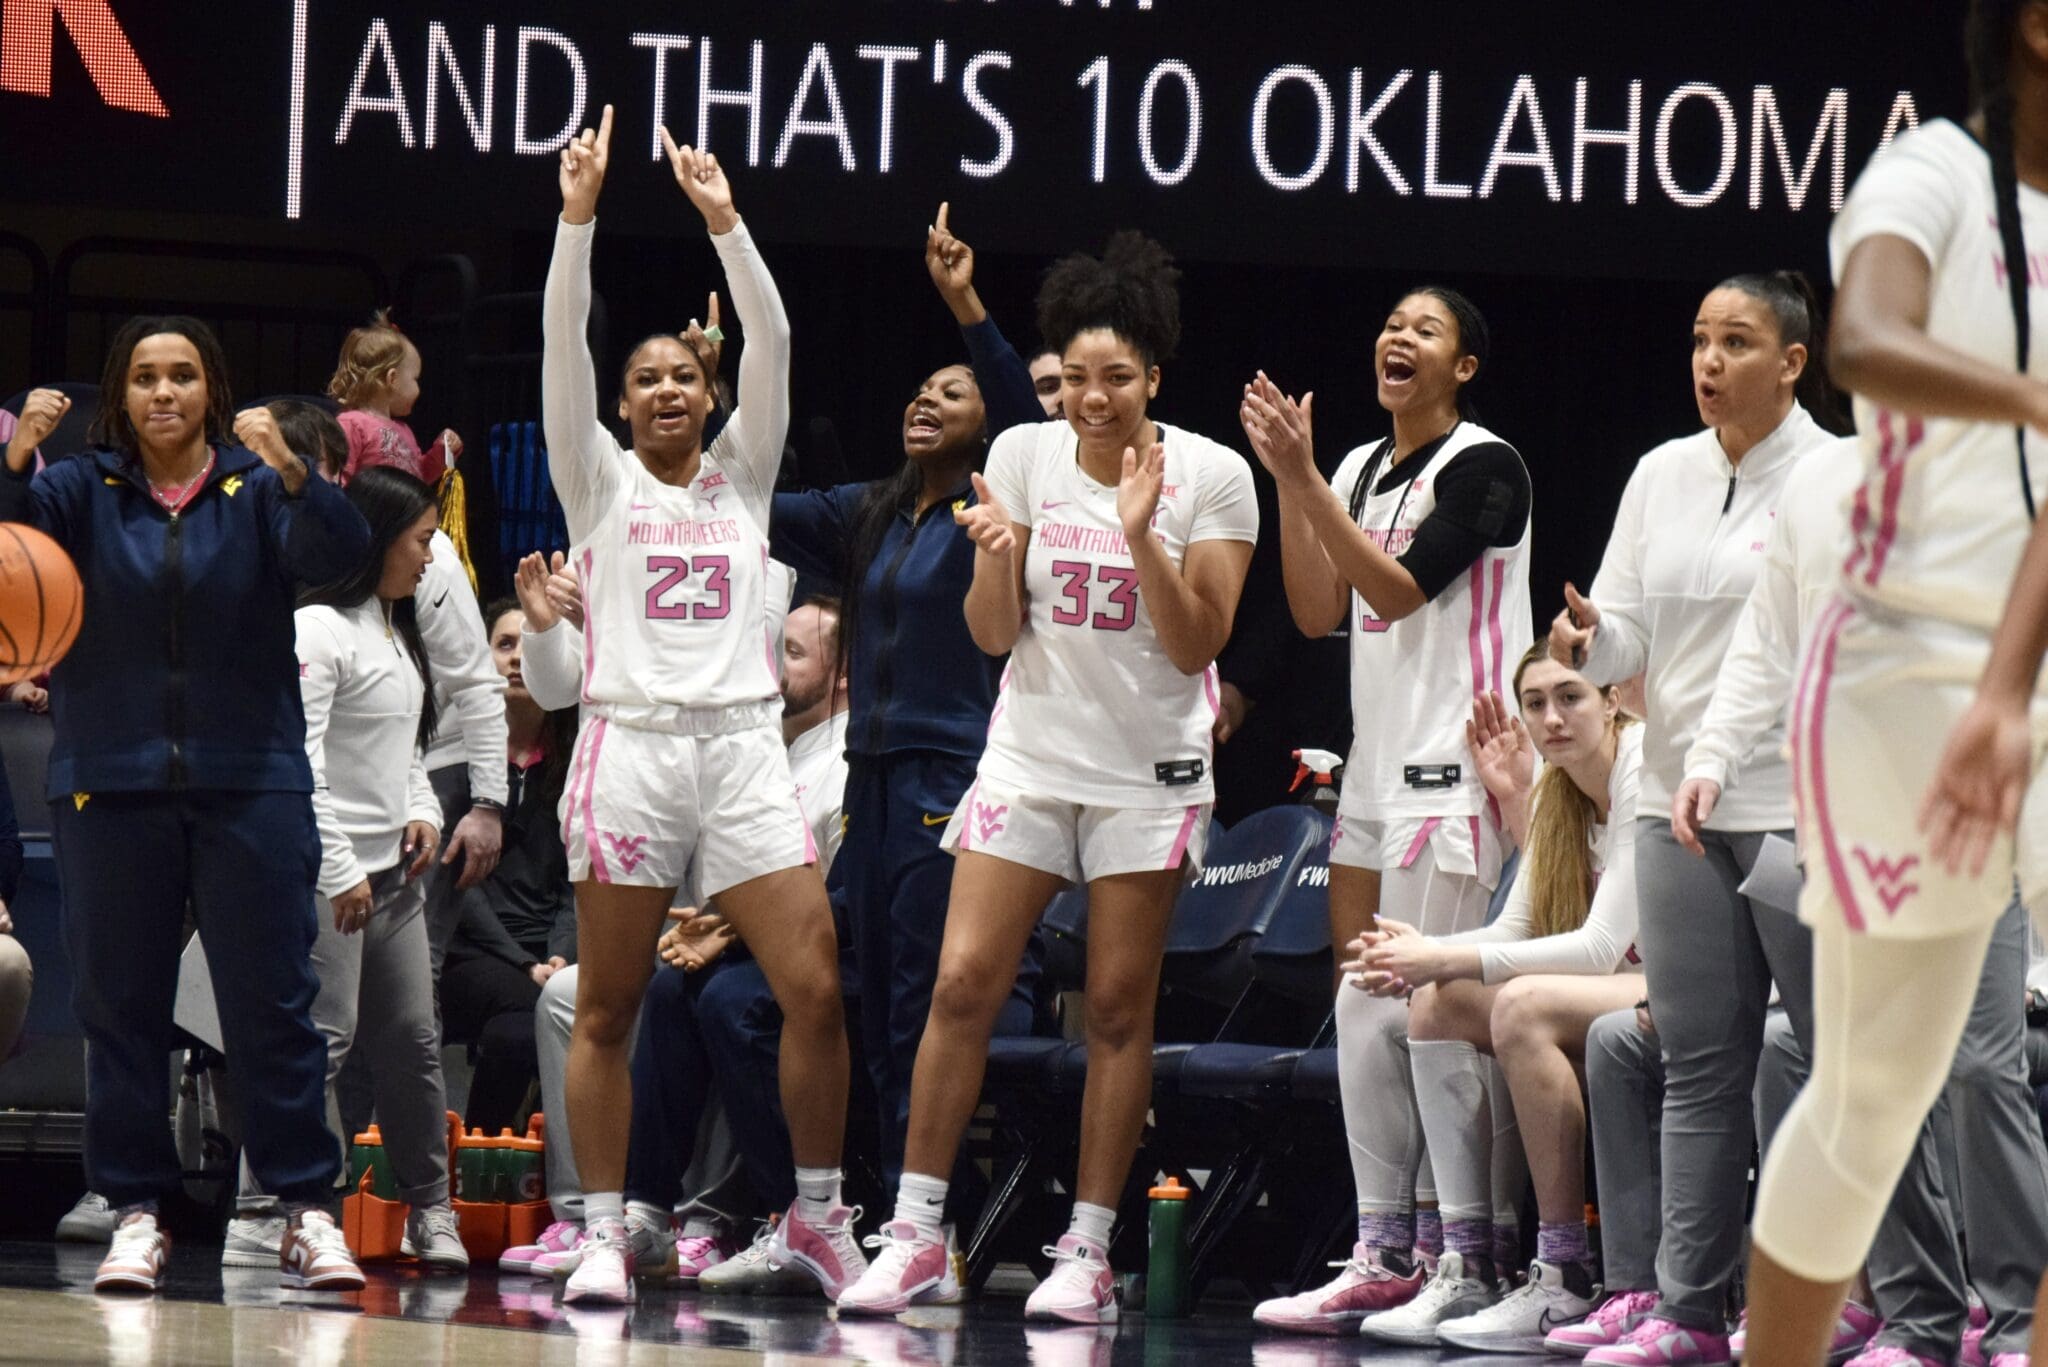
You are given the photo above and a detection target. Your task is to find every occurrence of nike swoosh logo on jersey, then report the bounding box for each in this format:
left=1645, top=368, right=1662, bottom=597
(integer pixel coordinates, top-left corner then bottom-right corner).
left=1040, top=500, right=1068, bottom=510
left=922, top=813, right=951, bottom=827
left=630, top=502, right=655, bottom=511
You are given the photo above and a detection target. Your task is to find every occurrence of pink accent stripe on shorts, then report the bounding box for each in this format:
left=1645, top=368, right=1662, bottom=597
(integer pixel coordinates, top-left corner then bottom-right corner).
left=562, top=718, right=595, bottom=858
left=797, top=801, right=818, bottom=866
left=580, top=716, right=612, bottom=884
left=1400, top=817, right=1442, bottom=871
left=958, top=780, right=980, bottom=852
left=1165, top=805, right=1202, bottom=870
left=1801, top=597, right=1865, bottom=933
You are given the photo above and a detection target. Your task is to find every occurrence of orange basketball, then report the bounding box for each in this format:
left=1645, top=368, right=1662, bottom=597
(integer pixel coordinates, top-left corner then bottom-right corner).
left=0, top=523, right=82, bottom=685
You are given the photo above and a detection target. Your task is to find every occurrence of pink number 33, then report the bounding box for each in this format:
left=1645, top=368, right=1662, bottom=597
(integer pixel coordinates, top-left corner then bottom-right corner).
left=1048, top=560, right=1138, bottom=631
left=645, top=554, right=732, bottom=620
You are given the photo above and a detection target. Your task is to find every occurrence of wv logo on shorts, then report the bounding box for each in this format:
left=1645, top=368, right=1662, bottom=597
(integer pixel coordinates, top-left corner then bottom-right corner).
left=1852, top=847, right=1922, bottom=917
left=971, top=800, right=1009, bottom=843
left=603, top=832, right=650, bottom=874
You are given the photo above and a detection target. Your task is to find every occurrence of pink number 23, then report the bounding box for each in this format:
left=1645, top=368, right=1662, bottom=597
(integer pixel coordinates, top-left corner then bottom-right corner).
left=645, top=554, right=732, bottom=620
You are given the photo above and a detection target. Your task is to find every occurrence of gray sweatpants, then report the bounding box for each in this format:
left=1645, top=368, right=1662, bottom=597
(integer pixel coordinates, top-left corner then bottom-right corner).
left=1755, top=903, right=2048, bottom=1358
left=243, top=866, right=450, bottom=1209
left=535, top=963, right=748, bottom=1229
left=1586, top=1007, right=1663, bottom=1293
left=1633, top=821, right=1814, bottom=1331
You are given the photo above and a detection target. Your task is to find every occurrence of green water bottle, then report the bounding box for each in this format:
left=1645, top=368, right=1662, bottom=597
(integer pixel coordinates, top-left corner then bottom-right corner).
left=1146, top=1177, right=1192, bottom=1318
left=350, top=1125, right=399, bottom=1200
left=456, top=1128, right=490, bottom=1203
left=505, top=1132, right=545, bottom=1203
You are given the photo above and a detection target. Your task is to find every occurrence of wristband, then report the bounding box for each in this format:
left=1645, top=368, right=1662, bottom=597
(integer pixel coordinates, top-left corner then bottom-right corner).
left=469, top=797, right=506, bottom=814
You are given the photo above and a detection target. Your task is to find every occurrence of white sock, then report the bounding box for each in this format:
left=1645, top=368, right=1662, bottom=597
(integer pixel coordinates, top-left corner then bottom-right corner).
left=895, top=1172, right=949, bottom=1238
left=794, top=1167, right=842, bottom=1222
left=584, top=1191, right=624, bottom=1234
left=1067, top=1201, right=1115, bottom=1249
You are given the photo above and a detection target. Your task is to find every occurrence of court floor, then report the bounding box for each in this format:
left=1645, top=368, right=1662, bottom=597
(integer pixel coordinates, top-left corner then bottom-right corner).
left=0, top=1239, right=1469, bottom=1365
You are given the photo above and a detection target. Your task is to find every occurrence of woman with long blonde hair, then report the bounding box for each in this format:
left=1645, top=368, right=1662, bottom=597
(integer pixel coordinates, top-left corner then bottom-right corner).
left=1349, top=639, right=1647, bottom=1351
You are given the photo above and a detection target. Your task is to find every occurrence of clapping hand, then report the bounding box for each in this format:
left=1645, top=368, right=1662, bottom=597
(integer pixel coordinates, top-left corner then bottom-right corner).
left=1467, top=692, right=1534, bottom=809
left=1117, top=442, right=1166, bottom=541
left=1239, top=373, right=1318, bottom=490
left=955, top=473, right=1018, bottom=557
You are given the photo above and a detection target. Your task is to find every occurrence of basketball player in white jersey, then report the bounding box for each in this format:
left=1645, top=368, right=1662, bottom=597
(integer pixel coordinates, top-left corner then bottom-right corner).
left=835, top=231, right=1258, bottom=1324
left=1238, top=288, right=1534, bottom=1340
left=541, top=106, right=854, bottom=1306
left=1746, top=4, right=2048, bottom=1362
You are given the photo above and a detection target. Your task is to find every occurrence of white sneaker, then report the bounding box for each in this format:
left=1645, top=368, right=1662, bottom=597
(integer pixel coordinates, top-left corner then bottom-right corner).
left=221, top=1215, right=286, bottom=1268
left=699, top=1218, right=817, bottom=1296
left=563, top=1221, right=634, bottom=1305
left=58, top=1192, right=117, bottom=1244
left=95, top=1213, right=170, bottom=1294
left=1023, top=1234, right=1118, bottom=1325
left=837, top=1220, right=954, bottom=1317
left=1252, top=1243, right=1426, bottom=1334
left=401, top=1203, right=470, bottom=1272
left=1437, top=1259, right=1599, bottom=1353
left=1358, top=1250, right=1497, bottom=1345
left=625, top=1207, right=678, bottom=1282
left=278, top=1209, right=364, bottom=1292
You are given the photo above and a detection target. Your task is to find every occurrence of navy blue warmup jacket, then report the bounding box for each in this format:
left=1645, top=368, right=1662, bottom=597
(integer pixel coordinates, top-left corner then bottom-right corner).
left=772, top=316, right=1046, bottom=758
left=0, top=445, right=372, bottom=796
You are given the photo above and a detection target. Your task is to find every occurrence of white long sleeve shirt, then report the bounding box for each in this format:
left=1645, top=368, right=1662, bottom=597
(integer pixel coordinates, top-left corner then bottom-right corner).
left=542, top=215, right=792, bottom=715
left=1440, top=725, right=1645, bottom=981
left=297, top=599, right=444, bottom=898
left=1580, top=405, right=1834, bottom=830
left=418, top=529, right=510, bottom=804
left=1683, top=437, right=1863, bottom=796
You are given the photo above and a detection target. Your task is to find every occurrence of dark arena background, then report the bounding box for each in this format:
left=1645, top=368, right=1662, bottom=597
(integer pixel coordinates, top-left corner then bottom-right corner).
left=0, top=2, right=1976, bottom=1362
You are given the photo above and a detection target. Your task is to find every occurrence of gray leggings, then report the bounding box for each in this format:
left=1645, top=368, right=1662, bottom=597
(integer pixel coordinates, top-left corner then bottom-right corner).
left=242, top=866, right=450, bottom=1209
left=1586, top=1006, right=1662, bottom=1293
left=1632, top=821, right=1813, bottom=1331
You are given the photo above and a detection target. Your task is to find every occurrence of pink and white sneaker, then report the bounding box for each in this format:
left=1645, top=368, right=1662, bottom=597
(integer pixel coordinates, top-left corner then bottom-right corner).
left=1024, top=1234, right=1118, bottom=1325
left=499, top=1220, right=582, bottom=1277
left=1548, top=1290, right=1661, bottom=1357
left=1839, top=1347, right=1941, bottom=1367
left=563, top=1221, right=635, bottom=1305
left=675, top=1232, right=738, bottom=1283
left=95, top=1213, right=170, bottom=1294
left=770, top=1202, right=868, bottom=1300
left=1252, top=1243, right=1425, bottom=1335
left=1583, top=1316, right=1733, bottom=1367
left=1989, top=1354, right=2031, bottom=1367
left=836, top=1221, right=955, bottom=1317
left=1730, top=1301, right=1879, bottom=1362
left=277, top=1209, right=365, bottom=1292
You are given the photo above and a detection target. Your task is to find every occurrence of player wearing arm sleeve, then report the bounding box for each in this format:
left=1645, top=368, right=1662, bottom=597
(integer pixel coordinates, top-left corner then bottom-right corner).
left=1240, top=287, right=1532, bottom=1336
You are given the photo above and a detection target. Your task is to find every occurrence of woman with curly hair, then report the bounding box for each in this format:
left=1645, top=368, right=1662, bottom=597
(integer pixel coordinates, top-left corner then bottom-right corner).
left=836, top=231, right=1258, bottom=1324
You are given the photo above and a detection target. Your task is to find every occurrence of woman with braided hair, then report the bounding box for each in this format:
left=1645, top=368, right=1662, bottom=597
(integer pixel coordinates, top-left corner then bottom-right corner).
left=1744, top=3, right=2048, bottom=1364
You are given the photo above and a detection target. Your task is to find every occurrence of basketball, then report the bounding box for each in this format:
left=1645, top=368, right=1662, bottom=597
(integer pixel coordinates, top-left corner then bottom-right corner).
left=0, top=522, right=82, bottom=685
